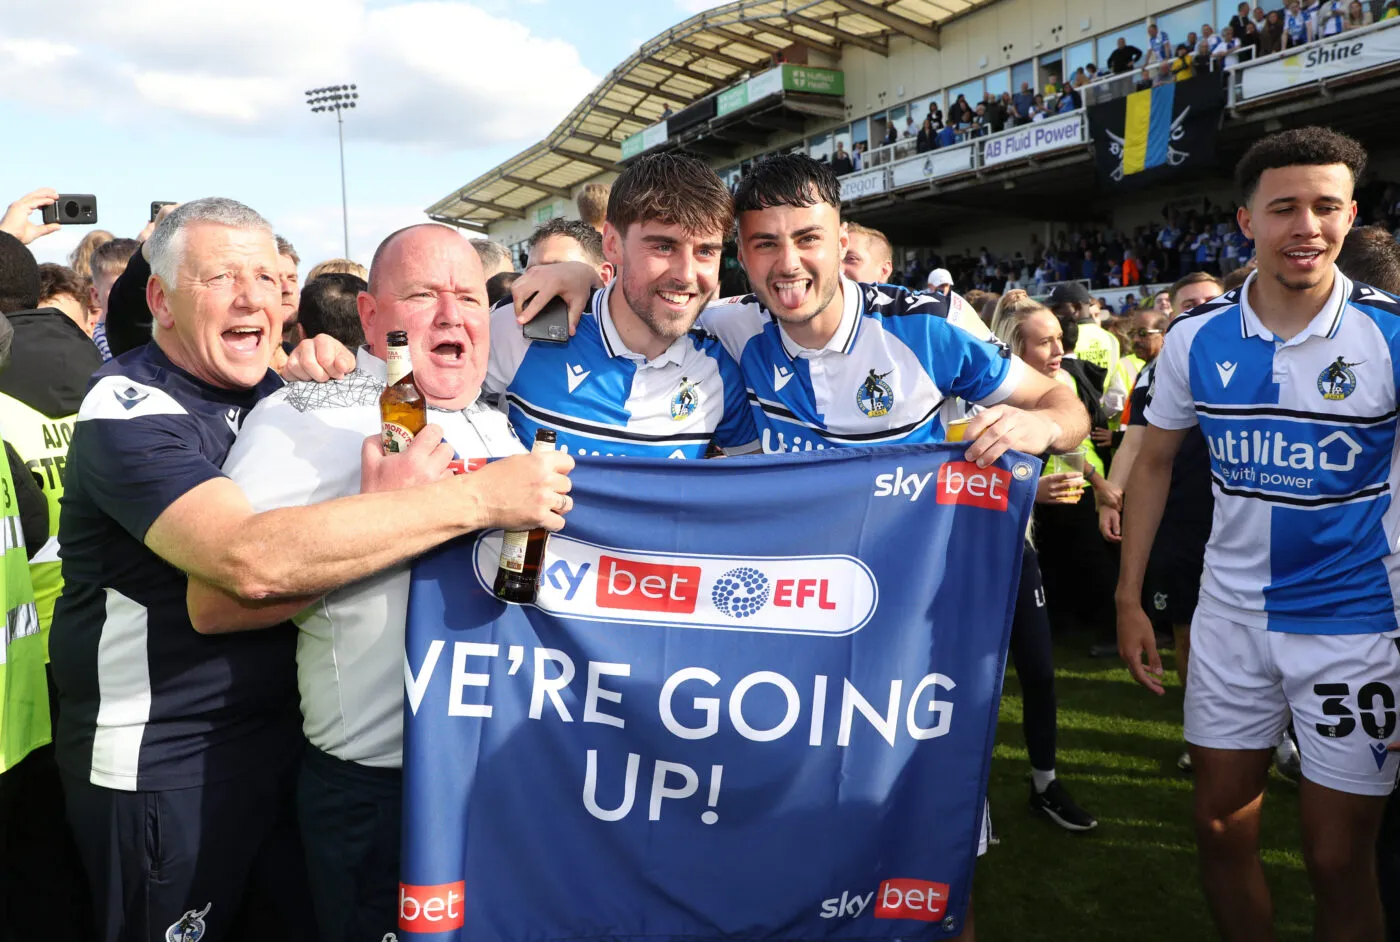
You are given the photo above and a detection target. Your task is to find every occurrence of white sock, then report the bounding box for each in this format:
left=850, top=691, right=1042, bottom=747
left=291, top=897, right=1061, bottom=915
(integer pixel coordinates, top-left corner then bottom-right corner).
left=1031, top=768, right=1056, bottom=793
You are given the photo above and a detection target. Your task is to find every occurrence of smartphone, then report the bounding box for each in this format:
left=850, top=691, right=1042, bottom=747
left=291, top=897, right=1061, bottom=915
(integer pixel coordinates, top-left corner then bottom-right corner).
left=150, top=201, right=176, bottom=222
left=40, top=195, right=98, bottom=226
left=521, top=296, right=571, bottom=344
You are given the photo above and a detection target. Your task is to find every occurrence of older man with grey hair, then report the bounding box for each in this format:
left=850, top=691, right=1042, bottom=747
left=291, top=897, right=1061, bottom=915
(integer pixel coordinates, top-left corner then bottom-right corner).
left=469, top=237, right=514, bottom=279
left=50, top=199, right=574, bottom=941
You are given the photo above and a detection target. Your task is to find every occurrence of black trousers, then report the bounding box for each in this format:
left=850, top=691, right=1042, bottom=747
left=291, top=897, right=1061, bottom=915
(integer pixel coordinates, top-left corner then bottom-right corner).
left=1010, top=547, right=1057, bottom=772
left=298, top=744, right=403, bottom=942
left=1034, top=495, right=1120, bottom=642
left=61, top=756, right=314, bottom=942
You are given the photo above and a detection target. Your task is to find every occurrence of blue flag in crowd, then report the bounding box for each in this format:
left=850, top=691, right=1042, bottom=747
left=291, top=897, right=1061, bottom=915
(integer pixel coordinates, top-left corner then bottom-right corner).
left=400, top=443, right=1038, bottom=941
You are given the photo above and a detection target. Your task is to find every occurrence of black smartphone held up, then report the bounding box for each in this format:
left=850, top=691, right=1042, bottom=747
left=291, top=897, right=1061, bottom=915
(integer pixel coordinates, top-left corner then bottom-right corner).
left=40, top=195, right=98, bottom=226
left=150, top=201, right=176, bottom=222
left=521, top=295, right=571, bottom=344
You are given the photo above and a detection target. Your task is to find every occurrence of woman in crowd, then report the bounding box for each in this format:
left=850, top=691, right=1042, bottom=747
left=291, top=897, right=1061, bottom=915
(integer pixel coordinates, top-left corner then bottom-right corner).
left=978, top=292, right=1103, bottom=833
left=997, top=297, right=1122, bottom=658
left=916, top=117, right=937, bottom=153
left=1347, top=0, right=1374, bottom=28
left=1258, top=10, right=1285, bottom=54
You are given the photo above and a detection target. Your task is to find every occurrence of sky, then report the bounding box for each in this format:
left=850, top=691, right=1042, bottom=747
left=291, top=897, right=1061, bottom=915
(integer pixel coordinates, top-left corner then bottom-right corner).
left=0, top=0, right=727, bottom=272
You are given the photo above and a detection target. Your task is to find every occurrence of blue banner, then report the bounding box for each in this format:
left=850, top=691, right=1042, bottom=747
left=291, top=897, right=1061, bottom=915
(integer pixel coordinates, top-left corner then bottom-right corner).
left=400, top=443, right=1037, bottom=941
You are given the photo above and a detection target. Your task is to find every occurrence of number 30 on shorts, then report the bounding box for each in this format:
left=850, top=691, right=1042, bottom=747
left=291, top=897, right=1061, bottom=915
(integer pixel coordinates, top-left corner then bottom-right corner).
left=1314, top=682, right=1398, bottom=740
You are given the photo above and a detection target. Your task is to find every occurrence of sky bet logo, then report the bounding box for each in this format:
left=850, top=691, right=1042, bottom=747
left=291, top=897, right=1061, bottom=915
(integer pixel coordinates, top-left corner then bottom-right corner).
left=819, top=879, right=950, bottom=922
left=873, top=462, right=1010, bottom=510
left=470, top=534, right=878, bottom=636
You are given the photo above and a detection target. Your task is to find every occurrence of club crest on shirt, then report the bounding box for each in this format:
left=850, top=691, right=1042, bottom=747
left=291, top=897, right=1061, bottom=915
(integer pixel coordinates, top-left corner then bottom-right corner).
left=857, top=368, right=895, bottom=418
left=671, top=377, right=700, bottom=420
left=1317, top=356, right=1362, bottom=401
left=165, top=902, right=211, bottom=942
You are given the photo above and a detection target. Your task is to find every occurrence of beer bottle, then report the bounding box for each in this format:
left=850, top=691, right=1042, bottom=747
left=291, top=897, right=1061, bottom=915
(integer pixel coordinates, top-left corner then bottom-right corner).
left=494, top=429, right=558, bottom=603
left=380, top=330, right=426, bottom=454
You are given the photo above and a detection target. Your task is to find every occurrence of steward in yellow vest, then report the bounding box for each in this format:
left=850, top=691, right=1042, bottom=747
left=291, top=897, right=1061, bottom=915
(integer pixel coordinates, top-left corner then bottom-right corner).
left=0, top=306, right=102, bottom=650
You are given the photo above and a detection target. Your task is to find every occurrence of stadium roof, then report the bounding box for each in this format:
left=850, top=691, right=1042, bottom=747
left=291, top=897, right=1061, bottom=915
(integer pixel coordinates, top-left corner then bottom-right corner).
left=427, top=0, right=986, bottom=229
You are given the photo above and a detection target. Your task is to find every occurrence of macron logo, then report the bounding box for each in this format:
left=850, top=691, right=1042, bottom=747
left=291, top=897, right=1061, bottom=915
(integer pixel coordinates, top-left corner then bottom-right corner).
left=566, top=363, right=590, bottom=394
left=1216, top=361, right=1237, bottom=388
left=774, top=364, right=794, bottom=392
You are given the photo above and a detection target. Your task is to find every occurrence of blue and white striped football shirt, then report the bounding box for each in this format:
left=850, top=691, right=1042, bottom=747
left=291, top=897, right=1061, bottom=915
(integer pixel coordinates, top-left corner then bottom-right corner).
left=486, top=282, right=758, bottom=459
left=1145, top=269, right=1400, bottom=634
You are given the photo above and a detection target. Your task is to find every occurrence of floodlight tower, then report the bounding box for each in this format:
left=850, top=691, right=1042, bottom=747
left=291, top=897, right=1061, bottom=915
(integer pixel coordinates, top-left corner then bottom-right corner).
left=305, top=84, right=359, bottom=257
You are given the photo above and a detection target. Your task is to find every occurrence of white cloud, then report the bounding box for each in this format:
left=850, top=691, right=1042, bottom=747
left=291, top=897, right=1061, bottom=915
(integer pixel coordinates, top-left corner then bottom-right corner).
left=0, top=0, right=599, bottom=149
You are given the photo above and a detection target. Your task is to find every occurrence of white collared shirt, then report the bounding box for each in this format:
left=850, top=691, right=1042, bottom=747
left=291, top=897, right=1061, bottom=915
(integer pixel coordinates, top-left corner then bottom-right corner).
left=222, top=347, right=523, bottom=767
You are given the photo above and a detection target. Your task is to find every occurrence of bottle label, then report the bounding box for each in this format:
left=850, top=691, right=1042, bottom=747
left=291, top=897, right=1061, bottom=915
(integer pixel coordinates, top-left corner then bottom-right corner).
left=498, top=529, right=529, bottom=573
left=385, top=346, right=412, bottom=386
left=382, top=422, right=414, bottom=454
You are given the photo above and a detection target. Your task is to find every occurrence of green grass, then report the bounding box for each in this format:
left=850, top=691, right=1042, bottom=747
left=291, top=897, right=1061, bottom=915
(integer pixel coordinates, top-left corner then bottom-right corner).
left=974, top=638, right=1312, bottom=941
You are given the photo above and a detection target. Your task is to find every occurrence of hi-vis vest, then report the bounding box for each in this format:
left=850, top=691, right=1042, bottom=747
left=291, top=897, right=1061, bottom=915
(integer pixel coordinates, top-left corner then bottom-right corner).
left=0, top=431, right=47, bottom=774
left=0, top=394, right=72, bottom=646
left=1073, top=321, right=1120, bottom=390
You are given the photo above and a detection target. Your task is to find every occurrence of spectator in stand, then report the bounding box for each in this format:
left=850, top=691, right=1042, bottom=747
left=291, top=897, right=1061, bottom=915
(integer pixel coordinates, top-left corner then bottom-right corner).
left=916, top=118, right=937, bottom=153
left=936, top=121, right=958, bottom=148
left=1086, top=62, right=1100, bottom=83
left=1030, top=95, right=1049, bottom=120
left=1386, top=0, right=1400, bottom=20
left=1346, top=0, right=1374, bottom=27
left=1171, top=43, right=1196, bottom=80
left=904, top=116, right=917, bottom=138
left=37, top=264, right=94, bottom=336
left=1057, top=91, right=1077, bottom=114
left=1081, top=249, right=1099, bottom=286
left=1071, top=66, right=1088, bottom=87
left=1317, top=0, right=1347, bottom=35
left=1146, top=22, right=1173, bottom=63
left=306, top=258, right=368, bottom=281
left=1230, top=1, right=1254, bottom=35
left=984, top=92, right=1007, bottom=133
left=1284, top=0, right=1310, bottom=46
left=843, top=223, right=894, bottom=284
left=1192, top=39, right=1214, bottom=73
left=926, top=101, right=943, bottom=126
left=469, top=239, right=514, bottom=280
left=1191, top=226, right=1220, bottom=274
left=972, top=103, right=990, bottom=137
left=88, top=238, right=140, bottom=361
left=881, top=124, right=897, bottom=146
left=1213, top=26, right=1244, bottom=67
left=1202, top=23, right=1221, bottom=54
left=1185, top=29, right=1200, bottom=51
left=1013, top=82, right=1035, bottom=126
left=576, top=182, right=610, bottom=234
left=68, top=229, right=114, bottom=282
left=1122, top=249, right=1141, bottom=286
left=851, top=142, right=864, bottom=171
left=830, top=142, right=854, bottom=175
left=1240, top=18, right=1261, bottom=51
left=296, top=272, right=366, bottom=350
left=1108, top=36, right=1144, bottom=74
left=1258, top=9, right=1285, bottom=54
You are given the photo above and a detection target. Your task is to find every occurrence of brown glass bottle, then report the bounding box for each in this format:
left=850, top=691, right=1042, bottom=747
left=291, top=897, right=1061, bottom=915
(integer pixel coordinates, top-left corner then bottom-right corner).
left=494, top=429, right=558, bottom=603
left=380, top=330, right=426, bottom=454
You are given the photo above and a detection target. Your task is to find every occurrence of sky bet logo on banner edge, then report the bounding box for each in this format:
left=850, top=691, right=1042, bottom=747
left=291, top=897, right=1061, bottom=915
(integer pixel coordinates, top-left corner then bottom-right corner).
left=401, top=444, right=1038, bottom=941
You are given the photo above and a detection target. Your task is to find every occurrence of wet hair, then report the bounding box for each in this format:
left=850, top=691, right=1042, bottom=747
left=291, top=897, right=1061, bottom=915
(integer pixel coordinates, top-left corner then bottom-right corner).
left=733, top=152, right=842, bottom=219
left=1235, top=126, right=1368, bottom=204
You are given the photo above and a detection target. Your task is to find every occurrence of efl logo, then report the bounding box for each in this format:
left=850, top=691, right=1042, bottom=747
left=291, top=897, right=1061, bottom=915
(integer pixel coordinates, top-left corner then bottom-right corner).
left=595, top=555, right=701, bottom=614
left=935, top=462, right=1010, bottom=512
left=399, top=882, right=465, bottom=932
left=874, top=878, right=950, bottom=922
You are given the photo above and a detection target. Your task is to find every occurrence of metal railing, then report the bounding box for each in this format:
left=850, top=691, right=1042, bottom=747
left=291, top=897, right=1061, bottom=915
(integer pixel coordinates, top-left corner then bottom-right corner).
left=837, top=110, right=1089, bottom=203
left=1227, top=16, right=1400, bottom=107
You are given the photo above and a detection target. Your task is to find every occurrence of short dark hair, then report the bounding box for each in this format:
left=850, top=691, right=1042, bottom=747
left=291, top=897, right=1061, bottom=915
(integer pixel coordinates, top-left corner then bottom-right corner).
left=733, top=153, right=842, bottom=220
left=0, top=232, right=40, bottom=314
left=608, top=153, right=733, bottom=239
left=1221, top=266, right=1252, bottom=293
left=1169, top=271, right=1223, bottom=305
left=486, top=271, right=520, bottom=308
left=1234, top=126, right=1368, bottom=204
left=90, top=238, right=141, bottom=281
left=37, top=263, right=87, bottom=307
left=528, top=218, right=604, bottom=267
left=1338, top=225, right=1400, bottom=294
left=297, top=273, right=366, bottom=349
